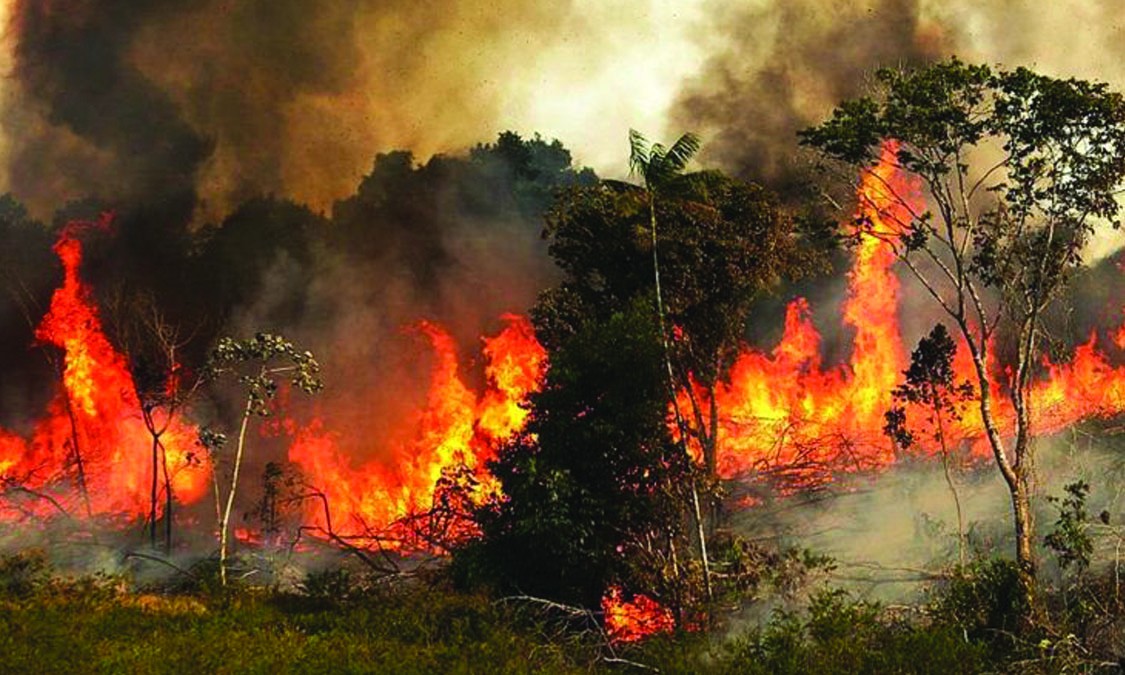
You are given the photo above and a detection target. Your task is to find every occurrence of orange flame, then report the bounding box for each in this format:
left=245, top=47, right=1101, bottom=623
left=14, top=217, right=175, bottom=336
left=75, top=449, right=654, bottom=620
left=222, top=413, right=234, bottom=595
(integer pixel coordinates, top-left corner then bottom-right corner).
left=285, top=314, right=547, bottom=543
left=694, top=142, right=1125, bottom=484
left=602, top=586, right=675, bottom=643
left=0, top=222, right=209, bottom=520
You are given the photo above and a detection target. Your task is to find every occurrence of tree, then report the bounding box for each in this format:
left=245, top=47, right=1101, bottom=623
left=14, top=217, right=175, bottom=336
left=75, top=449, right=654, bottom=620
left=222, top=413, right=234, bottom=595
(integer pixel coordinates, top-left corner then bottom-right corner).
left=621, top=130, right=701, bottom=411
left=459, top=301, right=691, bottom=613
left=132, top=300, right=201, bottom=553
left=800, top=58, right=1125, bottom=608
left=884, top=324, right=974, bottom=567
left=203, top=333, right=322, bottom=586
left=472, top=134, right=818, bottom=616
left=542, top=134, right=819, bottom=476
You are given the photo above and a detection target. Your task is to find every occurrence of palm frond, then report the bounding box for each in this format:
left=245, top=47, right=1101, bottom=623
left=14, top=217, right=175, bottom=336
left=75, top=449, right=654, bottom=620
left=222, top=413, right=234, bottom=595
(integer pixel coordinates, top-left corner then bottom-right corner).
left=663, top=133, right=701, bottom=174
left=627, top=129, right=702, bottom=190
left=627, top=129, right=650, bottom=178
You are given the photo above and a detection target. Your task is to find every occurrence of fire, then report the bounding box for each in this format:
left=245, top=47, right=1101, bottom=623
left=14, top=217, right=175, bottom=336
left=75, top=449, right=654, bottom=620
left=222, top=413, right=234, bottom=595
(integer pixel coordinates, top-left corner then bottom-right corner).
left=285, top=314, right=547, bottom=544
left=602, top=586, right=675, bottom=643
left=0, top=220, right=209, bottom=520
left=696, top=143, right=1125, bottom=484
left=8, top=143, right=1125, bottom=641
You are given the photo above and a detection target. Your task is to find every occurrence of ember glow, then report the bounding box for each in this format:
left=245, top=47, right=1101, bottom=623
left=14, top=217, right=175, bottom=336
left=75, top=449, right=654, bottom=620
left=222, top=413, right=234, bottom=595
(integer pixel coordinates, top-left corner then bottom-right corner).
left=601, top=586, right=676, bottom=643
left=0, top=219, right=546, bottom=535
left=5, top=147, right=1125, bottom=537
left=6, top=143, right=1125, bottom=645
left=0, top=220, right=208, bottom=520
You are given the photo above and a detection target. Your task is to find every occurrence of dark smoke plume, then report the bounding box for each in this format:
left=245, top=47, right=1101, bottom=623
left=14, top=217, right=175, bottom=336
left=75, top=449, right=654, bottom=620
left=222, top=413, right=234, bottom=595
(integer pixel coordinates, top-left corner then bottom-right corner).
left=4, top=0, right=582, bottom=222
left=9, top=0, right=211, bottom=216
left=672, top=0, right=946, bottom=199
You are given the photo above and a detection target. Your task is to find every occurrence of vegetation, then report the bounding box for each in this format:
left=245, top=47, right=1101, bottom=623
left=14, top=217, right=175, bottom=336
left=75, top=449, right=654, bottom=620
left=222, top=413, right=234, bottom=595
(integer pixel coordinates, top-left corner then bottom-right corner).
left=458, top=302, right=688, bottom=609
left=456, top=131, right=824, bottom=625
left=885, top=324, right=975, bottom=567
left=6, top=59, right=1125, bottom=671
left=801, top=57, right=1125, bottom=608
left=202, top=333, right=323, bottom=586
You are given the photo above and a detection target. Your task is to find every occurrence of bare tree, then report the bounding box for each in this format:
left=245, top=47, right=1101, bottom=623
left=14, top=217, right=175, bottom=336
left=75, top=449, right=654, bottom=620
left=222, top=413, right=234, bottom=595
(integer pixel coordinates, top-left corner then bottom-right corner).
left=801, top=58, right=1125, bottom=608
left=203, top=333, right=322, bottom=586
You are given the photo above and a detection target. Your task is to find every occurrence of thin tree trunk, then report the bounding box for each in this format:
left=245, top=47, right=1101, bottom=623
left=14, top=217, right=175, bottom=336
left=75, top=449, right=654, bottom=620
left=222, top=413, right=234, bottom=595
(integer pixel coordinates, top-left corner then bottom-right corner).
left=61, top=394, right=92, bottom=518
left=647, top=192, right=713, bottom=603
left=219, top=396, right=254, bottom=587
left=149, top=422, right=159, bottom=549
left=930, top=390, right=965, bottom=568
left=161, top=440, right=173, bottom=553
left=964, top=329, right=1036, bottom=613
left=689, top=481, right=712, bottom=603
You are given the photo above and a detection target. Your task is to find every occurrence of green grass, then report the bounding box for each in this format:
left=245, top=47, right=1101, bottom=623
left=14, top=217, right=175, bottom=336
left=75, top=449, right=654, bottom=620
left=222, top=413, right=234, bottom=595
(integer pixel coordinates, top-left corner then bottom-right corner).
left=0, top=554, right=1112, bottom=674
left=0, top=578, right=586, bottom=674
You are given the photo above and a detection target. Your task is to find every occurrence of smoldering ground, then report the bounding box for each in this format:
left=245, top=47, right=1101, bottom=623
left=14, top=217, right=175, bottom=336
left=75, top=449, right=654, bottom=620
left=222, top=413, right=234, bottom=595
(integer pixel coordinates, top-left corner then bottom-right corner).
left=728, top=429, right=1125, bottom=611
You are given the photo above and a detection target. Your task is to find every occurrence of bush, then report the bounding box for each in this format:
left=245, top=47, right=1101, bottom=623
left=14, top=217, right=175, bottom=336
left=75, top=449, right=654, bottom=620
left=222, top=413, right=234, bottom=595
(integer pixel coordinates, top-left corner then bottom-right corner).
left=0, top=549, right=49, bottom=598
left=711, top=589, right=987, bottom=675
left=928, top=558, right=1027, bottom=657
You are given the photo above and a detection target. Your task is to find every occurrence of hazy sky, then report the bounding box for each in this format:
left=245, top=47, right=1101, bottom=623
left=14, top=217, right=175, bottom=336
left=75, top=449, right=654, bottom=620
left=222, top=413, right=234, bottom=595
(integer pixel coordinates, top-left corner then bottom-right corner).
left=1, top=0, right=1124, bottom=233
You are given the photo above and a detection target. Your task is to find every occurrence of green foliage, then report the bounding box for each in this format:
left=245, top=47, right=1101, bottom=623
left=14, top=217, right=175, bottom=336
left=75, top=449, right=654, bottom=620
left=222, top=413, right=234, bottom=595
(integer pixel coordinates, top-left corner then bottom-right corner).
left=801, top=57, right=1125, bottom=308
left=1044, top=480, right=1094, bottom=574
left=332, top=131, right=596, bottom=271
left=627, top=129, right=702, bottom=192
left=457, top=301, right=686, bottom=607
left=300, top=567, right=356, bottom=603
left=928, top=559, right=1028, bottom=653
left=539, top=169, right=818, bottom=382
left=884, top=323, right=974, bottom=450
left=705, top=533, right=836, bottom=601
left=0, top=550, right=50, bottom=598
left=0, top=577, right=588, bottom=674
left=803, top=57, right=1125, bottom=608
left=206, top=332, right=323, bottom=414
left=676, top=589, right=988, bottom=675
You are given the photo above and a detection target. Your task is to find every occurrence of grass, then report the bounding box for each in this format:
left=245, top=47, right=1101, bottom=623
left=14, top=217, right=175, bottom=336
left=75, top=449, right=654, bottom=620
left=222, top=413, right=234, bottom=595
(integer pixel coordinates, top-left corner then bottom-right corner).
left=0, top=552, right=1120, bottom=674
left=0, top=572, right=586, bottom=674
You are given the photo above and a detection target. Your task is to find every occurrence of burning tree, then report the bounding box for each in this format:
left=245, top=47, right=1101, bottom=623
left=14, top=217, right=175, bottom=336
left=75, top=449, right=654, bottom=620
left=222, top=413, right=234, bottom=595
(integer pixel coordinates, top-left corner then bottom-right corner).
left=800, top=58, right=1125, bottom=608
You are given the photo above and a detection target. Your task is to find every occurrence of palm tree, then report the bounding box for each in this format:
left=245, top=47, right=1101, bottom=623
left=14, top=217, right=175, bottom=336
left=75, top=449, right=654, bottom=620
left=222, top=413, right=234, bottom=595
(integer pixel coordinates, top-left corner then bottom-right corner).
left=623, top=130, right=713, bottom=601
left=626, top=129, right=701, bottom=377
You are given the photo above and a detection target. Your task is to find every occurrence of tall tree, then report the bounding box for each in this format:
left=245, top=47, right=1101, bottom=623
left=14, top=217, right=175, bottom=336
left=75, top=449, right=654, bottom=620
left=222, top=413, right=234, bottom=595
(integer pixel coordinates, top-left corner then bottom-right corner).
left=545, top=133, right=819, bottom=476
left=801, top=58, right=1125, bottom=608
left=477, top=136, right=819, bottom=613
left=460, top=302, right=689, bottom=611
left=623, top=130, right=701, bottom=413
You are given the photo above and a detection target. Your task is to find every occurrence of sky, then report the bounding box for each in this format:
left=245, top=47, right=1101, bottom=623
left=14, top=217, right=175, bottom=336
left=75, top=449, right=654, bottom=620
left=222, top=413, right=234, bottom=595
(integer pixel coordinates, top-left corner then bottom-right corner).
left=1, top=0, right=1124, bottom=241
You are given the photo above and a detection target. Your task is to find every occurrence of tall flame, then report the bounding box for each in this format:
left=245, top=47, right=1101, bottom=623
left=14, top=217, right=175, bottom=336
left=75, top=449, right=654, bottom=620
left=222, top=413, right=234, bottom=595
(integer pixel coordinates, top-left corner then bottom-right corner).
left=0, top=222, right=209, bottom=519
left=703, top=143, right=1125, bottom=483
left=285, top=314, right=547, bottom=541
left=9, top=146, right=1125, bottom=641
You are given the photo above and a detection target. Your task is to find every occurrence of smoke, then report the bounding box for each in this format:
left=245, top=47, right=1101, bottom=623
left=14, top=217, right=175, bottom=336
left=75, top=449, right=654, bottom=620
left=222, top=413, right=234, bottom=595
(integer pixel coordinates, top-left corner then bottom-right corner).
left=730, top=431, right=1125, bottom=607
left=671, top=0, right=944, bottom=198
left=1, top=0, right=716, bottom=223
left=7, top=0, right=212, bottom=218
left=4, top=0, right=1125, bottom=565
left=670, top=0, right=1125, bottom=256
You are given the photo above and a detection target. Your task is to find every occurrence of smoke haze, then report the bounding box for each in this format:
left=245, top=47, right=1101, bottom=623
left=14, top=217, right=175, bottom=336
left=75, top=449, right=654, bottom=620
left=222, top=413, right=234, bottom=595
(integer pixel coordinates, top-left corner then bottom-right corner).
left=3, top=0, right=1125, bottom=563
